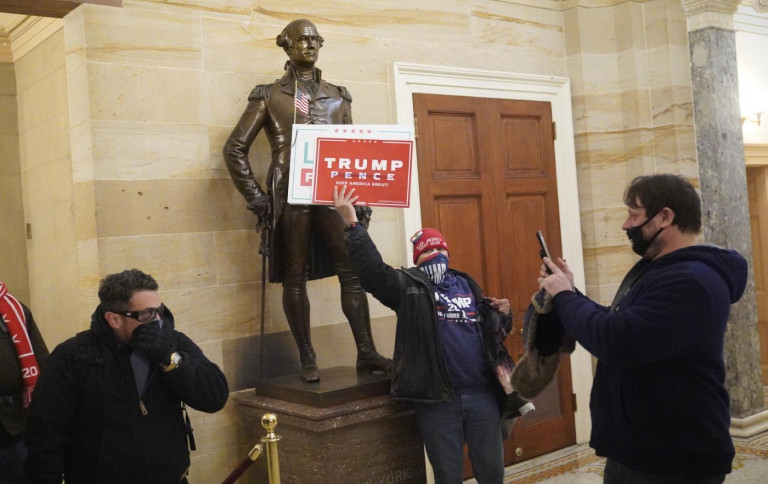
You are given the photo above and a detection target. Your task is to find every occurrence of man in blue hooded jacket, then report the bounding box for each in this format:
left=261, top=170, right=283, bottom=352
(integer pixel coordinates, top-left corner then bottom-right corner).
left=539, top=174, right=747, bottom=484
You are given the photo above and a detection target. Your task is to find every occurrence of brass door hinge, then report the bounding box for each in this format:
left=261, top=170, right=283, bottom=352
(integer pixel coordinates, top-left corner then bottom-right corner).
left=572, top=393, right=577, bottom=412
left=414, top=117, right=419, bottom=139
left=552, top=121, right=557, bottom=141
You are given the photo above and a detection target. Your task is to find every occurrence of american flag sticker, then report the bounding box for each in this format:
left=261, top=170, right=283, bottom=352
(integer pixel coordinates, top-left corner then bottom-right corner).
left=294, top=88, right=310, bottom=115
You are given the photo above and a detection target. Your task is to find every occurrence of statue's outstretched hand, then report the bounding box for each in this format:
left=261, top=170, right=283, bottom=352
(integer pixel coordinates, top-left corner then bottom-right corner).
left=247, top=194, right=272, bottom=228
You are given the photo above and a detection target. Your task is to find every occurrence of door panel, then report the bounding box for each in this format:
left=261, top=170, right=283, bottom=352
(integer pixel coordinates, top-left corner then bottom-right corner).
left=747, top=166, right=768, bottom=384
left=413, top=93, right=576, bottom=474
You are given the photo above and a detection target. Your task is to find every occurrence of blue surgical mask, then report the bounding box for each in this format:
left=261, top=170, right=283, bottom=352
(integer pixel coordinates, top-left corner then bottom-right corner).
left=418, top=253, right=448, bottom=284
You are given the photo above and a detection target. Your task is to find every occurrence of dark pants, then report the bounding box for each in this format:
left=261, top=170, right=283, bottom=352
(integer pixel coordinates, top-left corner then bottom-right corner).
left=604, top=458, right=726, bottom=484
left=0, top=439, right=28, bottom=484
left=415, top=392, right=504, bottom=484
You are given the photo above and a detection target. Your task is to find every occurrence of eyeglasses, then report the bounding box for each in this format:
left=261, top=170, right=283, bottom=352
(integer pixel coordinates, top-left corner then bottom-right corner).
left=111, top=304, right=165, bottom=323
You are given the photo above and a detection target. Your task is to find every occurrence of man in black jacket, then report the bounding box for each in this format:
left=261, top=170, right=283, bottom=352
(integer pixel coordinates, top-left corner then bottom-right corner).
left=334, top=187, right=531, bottom=484
left=0, top=281, right=48, bottom=483
left=24, top=269, right=229, bottom=484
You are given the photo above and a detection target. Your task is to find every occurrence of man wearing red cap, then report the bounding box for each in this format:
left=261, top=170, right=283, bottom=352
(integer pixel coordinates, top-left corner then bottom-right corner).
left=334, top=187, right=531, bottom=484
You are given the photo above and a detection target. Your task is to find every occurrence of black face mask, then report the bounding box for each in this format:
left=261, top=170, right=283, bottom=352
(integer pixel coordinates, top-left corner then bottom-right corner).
left=625, top=212, right=664, bottom=256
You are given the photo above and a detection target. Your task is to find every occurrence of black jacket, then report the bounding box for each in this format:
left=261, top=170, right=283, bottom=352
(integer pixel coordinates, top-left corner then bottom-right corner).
left=345, top=226, right=508, bottom=402
left=0, top=302, right=49, bottom=443
left=24, top=307, right=229, bottom=484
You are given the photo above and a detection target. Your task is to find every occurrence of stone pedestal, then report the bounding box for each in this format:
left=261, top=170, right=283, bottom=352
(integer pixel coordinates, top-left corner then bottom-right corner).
left=233, top=366, right=426, bottom=484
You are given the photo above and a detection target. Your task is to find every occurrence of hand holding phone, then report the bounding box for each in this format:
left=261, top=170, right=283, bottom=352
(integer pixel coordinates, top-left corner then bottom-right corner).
left=537, top=230, right=552, bottom=275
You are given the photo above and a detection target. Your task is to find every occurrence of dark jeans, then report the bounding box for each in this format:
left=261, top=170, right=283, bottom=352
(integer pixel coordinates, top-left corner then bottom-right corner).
left=0, top=439, right=28, bottom=484
left=604, top=458, right=726, bottom=484
left=414, top=392, right=503, bottom=484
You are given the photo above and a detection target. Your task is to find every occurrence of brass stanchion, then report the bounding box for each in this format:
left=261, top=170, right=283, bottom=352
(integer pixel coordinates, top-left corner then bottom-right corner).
left=220, top=413, right=280, bottom=484
left=261, top=413, right=281, bottom=484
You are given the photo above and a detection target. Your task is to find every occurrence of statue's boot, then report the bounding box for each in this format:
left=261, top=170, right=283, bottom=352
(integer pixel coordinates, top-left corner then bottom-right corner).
left=355, top=341, right=392, bottom=374
left=299, top=345, right=319, bottom=383
left=344, top=291, right=392, bottom=373
left=284, top=286, right=320, bottom=383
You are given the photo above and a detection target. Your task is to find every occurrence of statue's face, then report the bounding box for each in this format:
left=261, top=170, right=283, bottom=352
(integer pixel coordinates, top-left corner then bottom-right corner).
left=286, top=22, right=321, bottom=68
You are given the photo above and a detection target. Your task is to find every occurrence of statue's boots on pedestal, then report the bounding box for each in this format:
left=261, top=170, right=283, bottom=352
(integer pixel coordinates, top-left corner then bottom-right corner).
left=356, top=343, right=392, bottom=374
left=299, top=346, right=320, bottom=383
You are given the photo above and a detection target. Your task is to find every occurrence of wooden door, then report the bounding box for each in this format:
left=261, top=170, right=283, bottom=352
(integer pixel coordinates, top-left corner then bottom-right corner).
left=413, top=93, right=576, bottom=474
left=747, top=166, right=768, bottom=384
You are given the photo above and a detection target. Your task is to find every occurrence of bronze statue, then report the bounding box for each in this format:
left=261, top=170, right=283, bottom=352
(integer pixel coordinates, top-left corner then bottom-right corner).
left=223, top=19, right=390, bottom=382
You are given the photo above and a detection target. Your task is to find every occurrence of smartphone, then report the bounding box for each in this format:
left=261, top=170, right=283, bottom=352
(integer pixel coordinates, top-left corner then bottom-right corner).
left=537, top=230, right=553, bottom=274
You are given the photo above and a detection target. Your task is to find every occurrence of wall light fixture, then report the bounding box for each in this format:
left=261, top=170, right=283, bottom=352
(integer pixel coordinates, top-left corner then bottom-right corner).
left=742, top=112, right=763, bottom=127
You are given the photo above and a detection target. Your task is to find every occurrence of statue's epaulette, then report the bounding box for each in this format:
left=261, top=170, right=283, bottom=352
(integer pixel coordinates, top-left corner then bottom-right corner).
left=248, top=84, right=272, bottom=102
left=337, top=86, right=352, bottom=103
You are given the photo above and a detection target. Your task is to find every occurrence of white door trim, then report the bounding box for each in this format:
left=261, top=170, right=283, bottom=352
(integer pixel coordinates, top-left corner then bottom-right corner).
left=390, top=62, right=592, bottom=443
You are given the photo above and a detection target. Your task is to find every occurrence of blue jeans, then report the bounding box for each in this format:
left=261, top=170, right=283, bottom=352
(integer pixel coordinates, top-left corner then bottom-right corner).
left=0, top=439, right=28, bottom=484
left=604, top=459, right=725, bottom=484
left=414, top=392, right=503, bottom=484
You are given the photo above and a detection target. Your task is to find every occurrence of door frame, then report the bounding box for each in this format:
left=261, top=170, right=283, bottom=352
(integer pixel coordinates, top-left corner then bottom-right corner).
left=391, top=62, right=592, bottom=443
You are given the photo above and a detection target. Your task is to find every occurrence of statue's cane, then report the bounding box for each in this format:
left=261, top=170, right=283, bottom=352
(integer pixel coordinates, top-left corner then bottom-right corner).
left=257, top=201, right=272, bottom=385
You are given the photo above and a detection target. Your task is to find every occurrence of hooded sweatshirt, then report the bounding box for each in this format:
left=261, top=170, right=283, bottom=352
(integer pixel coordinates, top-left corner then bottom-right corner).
left=552, top=245, right=747, bottom=476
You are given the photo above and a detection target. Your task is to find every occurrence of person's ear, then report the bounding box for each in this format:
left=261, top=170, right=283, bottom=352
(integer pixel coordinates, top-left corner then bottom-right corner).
left=104, top=311, right=122, bottom=330
left=659, top=207, right=675, bottom=227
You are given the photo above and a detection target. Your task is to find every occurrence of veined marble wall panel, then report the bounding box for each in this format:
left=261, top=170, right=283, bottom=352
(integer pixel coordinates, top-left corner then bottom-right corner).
left=254, top=0, right=472, bottom=45
left=572, top=90, right=652, bottom=133
left=650, top=85, right=694, bottom=126
left=81, top=6, right=203, bottom=68
left=470, top=1, right=565, bottom=63
left=124, top=0, right=253, bottom=16
left=643, top=0, right=689, bottom=49
left=564, top=0, right=696, bottom=305
left=201, top=17, right=291, bottom=75
left=582, top=245, right=640, bottom=303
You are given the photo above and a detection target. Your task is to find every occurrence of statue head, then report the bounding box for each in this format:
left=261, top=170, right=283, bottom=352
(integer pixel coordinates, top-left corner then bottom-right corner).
left=276, top=19, right=324, bottom=68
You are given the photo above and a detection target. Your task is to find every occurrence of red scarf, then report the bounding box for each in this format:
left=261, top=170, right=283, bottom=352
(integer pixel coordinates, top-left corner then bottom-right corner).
left=0, top=281, right=41, bottom=409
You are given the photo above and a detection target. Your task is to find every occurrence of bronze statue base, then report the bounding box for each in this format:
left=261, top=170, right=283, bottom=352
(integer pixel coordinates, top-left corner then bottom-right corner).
left=254, top=365, right=390, bottom=407
left=233, top=366, right=426, bottom=484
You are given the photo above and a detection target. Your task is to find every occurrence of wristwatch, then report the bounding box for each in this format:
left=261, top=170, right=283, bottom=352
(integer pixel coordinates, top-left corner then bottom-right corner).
left=163, top=351, right=182, bottom=372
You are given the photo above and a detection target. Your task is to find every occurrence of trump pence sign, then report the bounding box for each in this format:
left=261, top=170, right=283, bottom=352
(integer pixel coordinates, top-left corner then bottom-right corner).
left=288, top=124, right=414, bottom=207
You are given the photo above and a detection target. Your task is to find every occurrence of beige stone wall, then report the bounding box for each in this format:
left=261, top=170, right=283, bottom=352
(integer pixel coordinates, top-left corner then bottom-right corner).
left=0, top=62, right=30, bottom=303
left=565, top=0, right=698, bottom=306
left=3, top=0, right=701, bottom=480
left=15, top=29, right=82, bottom=345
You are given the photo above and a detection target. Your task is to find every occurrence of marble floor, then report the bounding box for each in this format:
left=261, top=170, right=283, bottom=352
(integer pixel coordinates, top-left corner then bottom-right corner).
left=464, top=387, right=768, bottom=483
left=493, top=431, right=768, bottom=483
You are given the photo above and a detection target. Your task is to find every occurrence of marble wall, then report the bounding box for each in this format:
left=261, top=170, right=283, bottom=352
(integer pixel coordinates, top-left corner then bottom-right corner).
left=15, top=30, right=80, bottom=346
left=8, top=0, right=705, bottom=480
left=0, top=62, right=29, bottom=303
left=565, top=0, right=698, bottom=305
